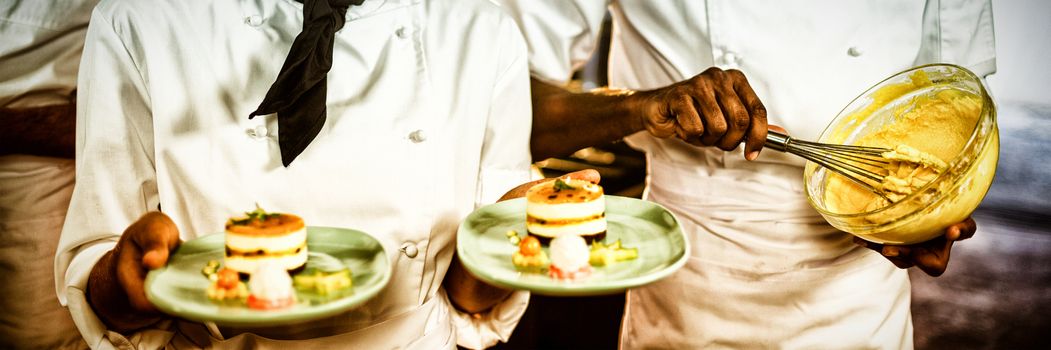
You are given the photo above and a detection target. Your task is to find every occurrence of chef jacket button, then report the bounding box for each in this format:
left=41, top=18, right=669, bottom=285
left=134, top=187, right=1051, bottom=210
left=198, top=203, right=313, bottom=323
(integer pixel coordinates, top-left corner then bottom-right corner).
left=400, top=243, right=419, bottom=258
left=395, top=26, right=408, bottom=39
left=847, top=46, right=863, bottom=57
left=244, top=15, right=263, bottom=26
left=408, top=129, right=427, bottom=143
left=723, top=52, right=738, bottom=64
left=247, top=125, right=268, bottom=138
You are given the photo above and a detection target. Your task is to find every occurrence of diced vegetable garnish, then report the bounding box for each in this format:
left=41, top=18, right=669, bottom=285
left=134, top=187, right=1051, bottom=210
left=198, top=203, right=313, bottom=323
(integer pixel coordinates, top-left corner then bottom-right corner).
left=201, top=260, right=221, bottom=276
left=589, top=239, right=638, bottom=266
left=293, top=269, right=353, bottom=296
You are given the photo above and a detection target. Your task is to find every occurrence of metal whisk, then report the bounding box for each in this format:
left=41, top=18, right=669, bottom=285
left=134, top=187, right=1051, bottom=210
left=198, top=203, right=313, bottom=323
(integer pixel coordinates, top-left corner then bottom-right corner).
left=765, top=130, right=891, bottom=200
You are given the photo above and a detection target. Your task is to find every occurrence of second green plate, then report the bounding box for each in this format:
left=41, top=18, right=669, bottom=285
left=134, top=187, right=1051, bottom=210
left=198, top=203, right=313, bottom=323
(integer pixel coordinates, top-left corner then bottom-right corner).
left=457, top=196, right=689, bottom=296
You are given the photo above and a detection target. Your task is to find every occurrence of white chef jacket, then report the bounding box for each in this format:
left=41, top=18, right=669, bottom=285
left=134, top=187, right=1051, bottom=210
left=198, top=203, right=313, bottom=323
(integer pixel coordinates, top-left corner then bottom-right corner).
left=498, top=0, right=995, bottom=348
left=0, top=1, right=97, bottom=349
left=55, top=0, right=533, bottom=349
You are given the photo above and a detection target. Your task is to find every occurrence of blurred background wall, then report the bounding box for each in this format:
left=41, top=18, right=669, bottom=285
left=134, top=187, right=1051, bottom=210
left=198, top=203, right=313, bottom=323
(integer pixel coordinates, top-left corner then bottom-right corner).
left=492, top=1, right=1051, bottom=349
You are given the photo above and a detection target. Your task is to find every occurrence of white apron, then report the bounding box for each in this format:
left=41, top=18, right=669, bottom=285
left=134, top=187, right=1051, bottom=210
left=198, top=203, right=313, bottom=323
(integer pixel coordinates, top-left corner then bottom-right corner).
left=620, top=157, right=912, bottom=349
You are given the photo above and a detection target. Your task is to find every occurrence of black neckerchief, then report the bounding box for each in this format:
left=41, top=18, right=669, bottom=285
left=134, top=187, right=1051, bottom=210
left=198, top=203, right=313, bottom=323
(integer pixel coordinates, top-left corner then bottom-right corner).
left=250, top=0, right=364, bottom=166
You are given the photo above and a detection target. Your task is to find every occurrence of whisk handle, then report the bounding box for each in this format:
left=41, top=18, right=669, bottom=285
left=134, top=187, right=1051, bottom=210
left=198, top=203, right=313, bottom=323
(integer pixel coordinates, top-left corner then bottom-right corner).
left=765, top=130, right=791, bottom=152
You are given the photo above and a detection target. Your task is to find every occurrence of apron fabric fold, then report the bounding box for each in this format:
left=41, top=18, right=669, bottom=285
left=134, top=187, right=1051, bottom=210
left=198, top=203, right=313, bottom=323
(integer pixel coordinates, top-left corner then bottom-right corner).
left=620, top=157, right=912, bottom=349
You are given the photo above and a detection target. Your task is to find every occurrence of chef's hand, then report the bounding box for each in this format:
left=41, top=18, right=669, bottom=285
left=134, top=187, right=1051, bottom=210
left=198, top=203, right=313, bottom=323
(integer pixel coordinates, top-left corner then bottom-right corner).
left=498, top=169, right=602, bottom=202
left=853, top=217, right=977, bottom=276
left=445, top=170, right=601, bottom=314
left=634, top=67, right=768, bottom=160
left=87, top=212, right=181, bottom=333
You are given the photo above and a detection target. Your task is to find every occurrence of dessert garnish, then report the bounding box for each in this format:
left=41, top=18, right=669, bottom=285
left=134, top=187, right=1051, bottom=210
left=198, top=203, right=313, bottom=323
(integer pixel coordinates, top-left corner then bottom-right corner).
left=203, top=260, right=249, bottom=301
left=553, top=178, right=577, bottom=191
left=230, top=203, right=282, bottom=226
left=548, top=235, right=592, bottom=280
left=506, top=229, right=521, bottom=245
left=293, top=252, right=353, bottom=296
left=246, top=262, right=296, bottom=310
left=589, top=239, right=639, bottom=266
left=511, top=235, right=550, bottom=273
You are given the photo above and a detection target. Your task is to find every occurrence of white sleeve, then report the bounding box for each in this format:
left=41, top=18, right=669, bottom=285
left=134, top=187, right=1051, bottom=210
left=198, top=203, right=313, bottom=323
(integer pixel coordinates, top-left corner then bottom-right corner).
left=472, top=13, right=534, bottom=209
left=54, top=5, right=170, bottom=350
left=455, top=13, right=533, bottom=350
left=492, top=0, right=611, bottom=83
left=918, top=0, right=997, bottom=78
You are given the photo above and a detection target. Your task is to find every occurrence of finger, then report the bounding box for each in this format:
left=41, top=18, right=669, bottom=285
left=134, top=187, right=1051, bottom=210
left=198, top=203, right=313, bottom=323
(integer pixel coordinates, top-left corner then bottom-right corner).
left=115, top=242, right=157, bottom=313
left=683, top=135, right=706, bottom=147
left=644, top=96, right=678, bottom=139
left=645, top=115, right=678, bottom=138
left=881, top=245, right=911, bottom=258
left=498, top=170, right=602, bottom=202
left=915, top=238, right=955, bottom=277
left=562, top=169, right=601, bottom=184
left=499, top=179, right=545, bottom=201
left=946, top=217, right=978, bottom=242
left=131, top=212, right=181, bottom=269
left=713, top=77, right=751, bottom=152
left=768, top=124, right=787, bottom=134
left=671, top=94, right=704, bottom=141
left=886, top=256, right=915, bottom=269
left=728, top=70, right=768, bottom=161
left=693, top=81, right=726, bottom=146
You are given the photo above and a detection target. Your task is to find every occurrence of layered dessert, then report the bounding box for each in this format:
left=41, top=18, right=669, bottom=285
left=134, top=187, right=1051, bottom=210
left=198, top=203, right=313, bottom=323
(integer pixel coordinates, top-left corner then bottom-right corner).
left=225, top=207, right=308, bottom=275
left=526, top=178, right=606, bottom=244
left=548, top=235, right=592, bottom=280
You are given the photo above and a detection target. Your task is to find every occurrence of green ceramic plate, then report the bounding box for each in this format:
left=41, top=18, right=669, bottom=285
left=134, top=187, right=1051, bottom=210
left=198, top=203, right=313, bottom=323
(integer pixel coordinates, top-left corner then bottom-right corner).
left=145, top=226, right=390, bottom=327
left=457, top=196, right=689, bottom=296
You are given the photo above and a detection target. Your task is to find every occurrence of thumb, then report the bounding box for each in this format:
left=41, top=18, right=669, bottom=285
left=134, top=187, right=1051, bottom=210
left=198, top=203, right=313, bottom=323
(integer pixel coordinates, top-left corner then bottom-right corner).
left=142, top=249, right=170, bottom=270
left=132, top=212, right=181, bottom=270
left=768, top=124, right=788, bottom=134
left=561, top=169, right=601, bottom=184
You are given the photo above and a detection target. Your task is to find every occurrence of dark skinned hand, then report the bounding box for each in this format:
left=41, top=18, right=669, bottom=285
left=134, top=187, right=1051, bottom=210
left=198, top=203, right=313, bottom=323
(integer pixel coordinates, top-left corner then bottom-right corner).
left=634, top=67, right=768, bottom=160
left=87, top=212, right=181, bottom=333
left=853, top=217, right=978, bottom=276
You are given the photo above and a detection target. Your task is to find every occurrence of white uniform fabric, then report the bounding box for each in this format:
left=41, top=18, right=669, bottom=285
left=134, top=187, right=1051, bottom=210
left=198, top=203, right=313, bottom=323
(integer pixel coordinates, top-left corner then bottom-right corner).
left=0, top=0, right=97, bottom=349
left=55, top=0, right=533, bottom=349
left=498, top=0, right=995, bottom=348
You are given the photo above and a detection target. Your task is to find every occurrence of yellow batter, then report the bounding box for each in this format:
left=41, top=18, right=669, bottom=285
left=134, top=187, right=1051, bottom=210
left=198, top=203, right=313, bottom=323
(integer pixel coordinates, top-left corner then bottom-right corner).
left=821, top=70, right=999, bottom=244
left=877, top=144, right=947, bottom=205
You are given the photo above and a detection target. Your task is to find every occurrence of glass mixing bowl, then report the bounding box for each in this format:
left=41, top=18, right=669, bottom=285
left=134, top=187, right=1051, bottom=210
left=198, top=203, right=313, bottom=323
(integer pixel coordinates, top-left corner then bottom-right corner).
left=805, top=64, right=999, bottom=244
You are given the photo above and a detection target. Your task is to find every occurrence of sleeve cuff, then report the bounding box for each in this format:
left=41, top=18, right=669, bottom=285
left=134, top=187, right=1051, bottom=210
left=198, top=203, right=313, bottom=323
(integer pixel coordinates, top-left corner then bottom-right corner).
left=450, top=290, right=530, bottom=349
left=61, top=242, right=118, bottom=349
left=62, top=242, right=174, bottom=349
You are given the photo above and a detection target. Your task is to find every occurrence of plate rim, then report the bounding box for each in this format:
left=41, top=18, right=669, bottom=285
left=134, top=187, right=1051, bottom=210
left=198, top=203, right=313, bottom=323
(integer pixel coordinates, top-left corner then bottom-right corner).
left=145, top=226, right=391, bottom=327
left=457, top=195, right=690, bottom=296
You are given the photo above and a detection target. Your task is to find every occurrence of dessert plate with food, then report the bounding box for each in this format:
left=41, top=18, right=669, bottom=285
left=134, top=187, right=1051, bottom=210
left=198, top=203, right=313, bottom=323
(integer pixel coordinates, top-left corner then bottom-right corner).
left=457, top=179, right=689, bottom=296
left=145, top=208, right=391, bottom=327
